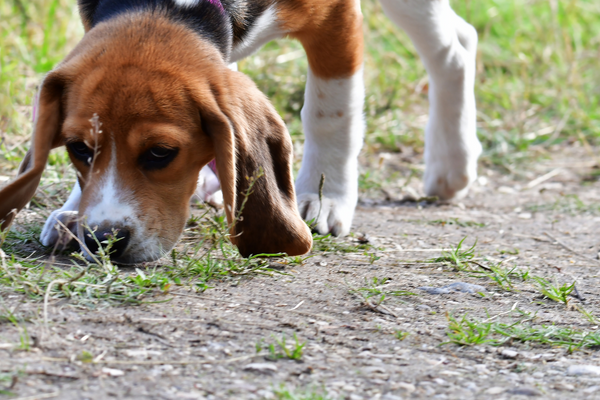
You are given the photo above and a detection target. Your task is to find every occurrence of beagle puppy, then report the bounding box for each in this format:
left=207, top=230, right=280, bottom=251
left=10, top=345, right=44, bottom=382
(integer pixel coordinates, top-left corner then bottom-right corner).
left=0, top=0, right=481, bottom=263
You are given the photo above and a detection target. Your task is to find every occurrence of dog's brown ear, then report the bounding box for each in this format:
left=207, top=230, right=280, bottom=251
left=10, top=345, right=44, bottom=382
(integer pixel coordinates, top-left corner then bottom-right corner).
left=0, top=72, right=65, bottom=231
left=194, top=70, right=312, bottom=257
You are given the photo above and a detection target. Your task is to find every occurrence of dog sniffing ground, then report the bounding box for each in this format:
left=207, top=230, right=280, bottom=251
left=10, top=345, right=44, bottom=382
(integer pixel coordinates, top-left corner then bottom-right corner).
left=1, top=146, right=599, bottom=400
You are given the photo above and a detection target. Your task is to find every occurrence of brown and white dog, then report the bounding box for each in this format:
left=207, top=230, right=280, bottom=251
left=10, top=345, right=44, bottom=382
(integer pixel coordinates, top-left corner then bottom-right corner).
left=0, top=0, right=481, bottom=263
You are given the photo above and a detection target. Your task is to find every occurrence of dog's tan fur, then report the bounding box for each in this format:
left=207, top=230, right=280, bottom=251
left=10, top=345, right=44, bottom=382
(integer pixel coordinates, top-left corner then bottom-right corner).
left=280, top=0, right=364, bottom=79
left=0, top=11, right=314, bottom=258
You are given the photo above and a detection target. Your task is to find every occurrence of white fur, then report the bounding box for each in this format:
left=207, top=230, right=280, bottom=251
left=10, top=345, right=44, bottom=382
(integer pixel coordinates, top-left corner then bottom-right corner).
left=379, top=0, right=482, bottom=199
left=85, top=155, right=137, bottom=227
left=295, top=67, right=365, bottom=236
left=79, top=144, right=162, bottom=262
left=193, top=164, right=223, bottom=207
left=40, top=181, right=81, bottom=247
left=173, top=0, right=199, bottom=7
left=229, top=5, right=285, bottom=62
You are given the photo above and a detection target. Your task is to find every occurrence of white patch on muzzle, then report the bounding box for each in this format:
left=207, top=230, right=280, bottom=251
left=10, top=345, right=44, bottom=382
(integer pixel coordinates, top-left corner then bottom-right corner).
left=80, top=143, right=163, bottom=263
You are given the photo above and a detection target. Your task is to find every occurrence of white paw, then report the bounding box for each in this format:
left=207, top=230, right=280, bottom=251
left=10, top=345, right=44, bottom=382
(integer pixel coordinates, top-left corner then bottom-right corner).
left=193, top=164, right=223, bottom=207
left=423, top=140, right=482, bottom=200
left=40, top=210, right=79, bottom=248
left=297, top=193, right=355, bottom=237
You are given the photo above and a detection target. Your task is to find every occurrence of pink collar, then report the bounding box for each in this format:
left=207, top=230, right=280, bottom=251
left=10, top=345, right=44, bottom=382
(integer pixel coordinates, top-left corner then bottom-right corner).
left=208, top=159, right=218, bottom=176
left=206, top=0, right=224, bottom=13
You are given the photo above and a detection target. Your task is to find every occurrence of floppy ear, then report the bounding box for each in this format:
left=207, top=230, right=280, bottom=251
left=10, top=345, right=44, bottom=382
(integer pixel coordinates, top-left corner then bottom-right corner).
left=0, top=72, right=65, bottom=231
left=195, top=70, right=312, bottom=257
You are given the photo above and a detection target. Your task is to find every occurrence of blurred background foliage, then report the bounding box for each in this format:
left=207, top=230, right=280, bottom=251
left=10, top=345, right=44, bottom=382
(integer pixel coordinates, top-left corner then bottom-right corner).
left=0, top=0, right=598, bottom=178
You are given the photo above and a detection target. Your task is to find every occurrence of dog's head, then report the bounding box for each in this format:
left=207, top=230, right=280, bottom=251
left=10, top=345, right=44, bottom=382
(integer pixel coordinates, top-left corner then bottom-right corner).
left=0, top=14, right=312, bottom=263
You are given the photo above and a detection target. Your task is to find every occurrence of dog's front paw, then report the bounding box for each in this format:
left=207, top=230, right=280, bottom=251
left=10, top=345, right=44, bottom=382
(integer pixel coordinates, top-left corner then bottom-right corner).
left=423, top=140, right=482, bottom=200
left=40, top=210, right=79, bottom=248
left=193, top=164, right=223, bottom=207
left=297, top=193, right=355, bottom=237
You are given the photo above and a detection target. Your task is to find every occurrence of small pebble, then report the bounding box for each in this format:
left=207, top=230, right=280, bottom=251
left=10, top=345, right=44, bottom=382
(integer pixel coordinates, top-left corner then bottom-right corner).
left=419, top=282, right=486, bottom=295
left=102, top=367, right=125, bottom=377
left=566, top=365, right=600, bottom=376
left=554, top=382, right=574, bottom=391
left=500, top=349, right=518, bottom=359
left=464, top=382, right=478, bottom=392
left=532, top=372, right=544, bottom=379
left=342, top=385, right=357, bottom=392
left=507, top=387, right=542, bottom=396
left=484, top=387, right=505, bottom=395
left=415, top=304, right=432, bottom=311
left=243, top=363, right=278, bottom=373
left=583, top=386, right=600, bottom=394
left=397, top=382, right=416, bottom=392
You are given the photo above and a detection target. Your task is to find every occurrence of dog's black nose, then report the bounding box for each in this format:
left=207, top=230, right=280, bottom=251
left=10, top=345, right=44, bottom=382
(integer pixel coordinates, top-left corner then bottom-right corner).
left=84, top=228, right=130, bottom=260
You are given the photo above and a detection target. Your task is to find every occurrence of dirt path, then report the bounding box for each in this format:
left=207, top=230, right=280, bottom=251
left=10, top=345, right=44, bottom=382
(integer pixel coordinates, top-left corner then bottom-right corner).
left=1, top=149, right=600, bottom=399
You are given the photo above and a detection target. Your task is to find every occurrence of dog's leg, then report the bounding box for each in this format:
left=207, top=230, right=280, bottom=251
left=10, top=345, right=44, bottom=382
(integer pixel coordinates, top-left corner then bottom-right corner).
left=192, top=164, right=223, bottom=207
left=40, top=181, right=81, bottom=247
left=379, top=0, right=482, bottom=199
left=294, top=3, right=365, bottom=236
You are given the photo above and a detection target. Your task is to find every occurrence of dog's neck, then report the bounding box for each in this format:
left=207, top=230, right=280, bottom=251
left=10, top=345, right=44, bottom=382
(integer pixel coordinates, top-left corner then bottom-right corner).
left=81, top=0, right=234, bottom=60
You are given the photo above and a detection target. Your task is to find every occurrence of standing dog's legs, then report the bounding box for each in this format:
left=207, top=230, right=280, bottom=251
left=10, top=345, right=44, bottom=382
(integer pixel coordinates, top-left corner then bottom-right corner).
left=294, top=2, right=365, bottom=236
left=379, top=0, right=482, bottom=199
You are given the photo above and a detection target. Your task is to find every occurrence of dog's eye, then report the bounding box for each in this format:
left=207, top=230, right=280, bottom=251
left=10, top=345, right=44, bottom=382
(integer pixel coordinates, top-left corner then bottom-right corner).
left=140, top=146, right=179, bottom=170
left=67, top=142, right=94, bottom=165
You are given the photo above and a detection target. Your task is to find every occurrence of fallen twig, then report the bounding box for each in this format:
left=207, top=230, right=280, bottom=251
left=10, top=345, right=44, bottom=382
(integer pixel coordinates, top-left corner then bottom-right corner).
left=544, top=232, right=600, bottom=265
left=25, top=369, right=79, bottom=380
left=11, top=392, right=60, bottom=400
left=41, top=353, right=261, bottom=366
left=482, top=301, right=519, bottom=323
left=571, top=284, right=586, bottom=303
left=526, top=168, right=563, bottom=189
left=349, top=290, right=398, bottom=318
left=171, top=292, right=335, bottom=320
left=383, top=248, right=452, bottom=253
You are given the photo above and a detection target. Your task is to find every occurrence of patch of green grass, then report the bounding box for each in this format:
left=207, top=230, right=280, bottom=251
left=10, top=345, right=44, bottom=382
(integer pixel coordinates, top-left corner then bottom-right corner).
left=273, top=385, right=334, bottom=400
left=1, top=224, right=44, bottom=257
left=445, top=312, right=600, bottom=350
left=354, top=277, right=416, bottom=302
left=527, top=194, right=600, bottom=215
left=0, top=372, right=16, bottom=396
left=445, top=313, right=496, bottom=346
left=493, top=323, right=600, bottom=351
left=576, top=306, right=598, bottom=324
left=433, top=237, right=532, bottom=292
left=0, top=303, right=30, bottom=351
left=311, top=233, right=372, bottom=254
left=0, top=205, right=288, bottom=307
left=394, top=330, right=409, bottom=341
left=533, top=277, right=575, bottom=305
left=477, top=262, right=530, bottom=292
left=429, top=219, right=486, bottom=228
left=433, top=237, right=477, bottom=270
left=1, top=0, right=83, bottom=169
left=257, top=333, right=306, bottom=361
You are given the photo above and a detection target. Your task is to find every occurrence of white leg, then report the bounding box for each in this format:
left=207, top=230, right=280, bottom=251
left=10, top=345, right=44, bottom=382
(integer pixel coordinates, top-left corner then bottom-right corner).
left=379, top=0, right=482, bottom=199
left=192, top=164, right=223, bottom=207
left=40, top=181, right=81, bottom=247
left=296, top=67, right=365, bottom=236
